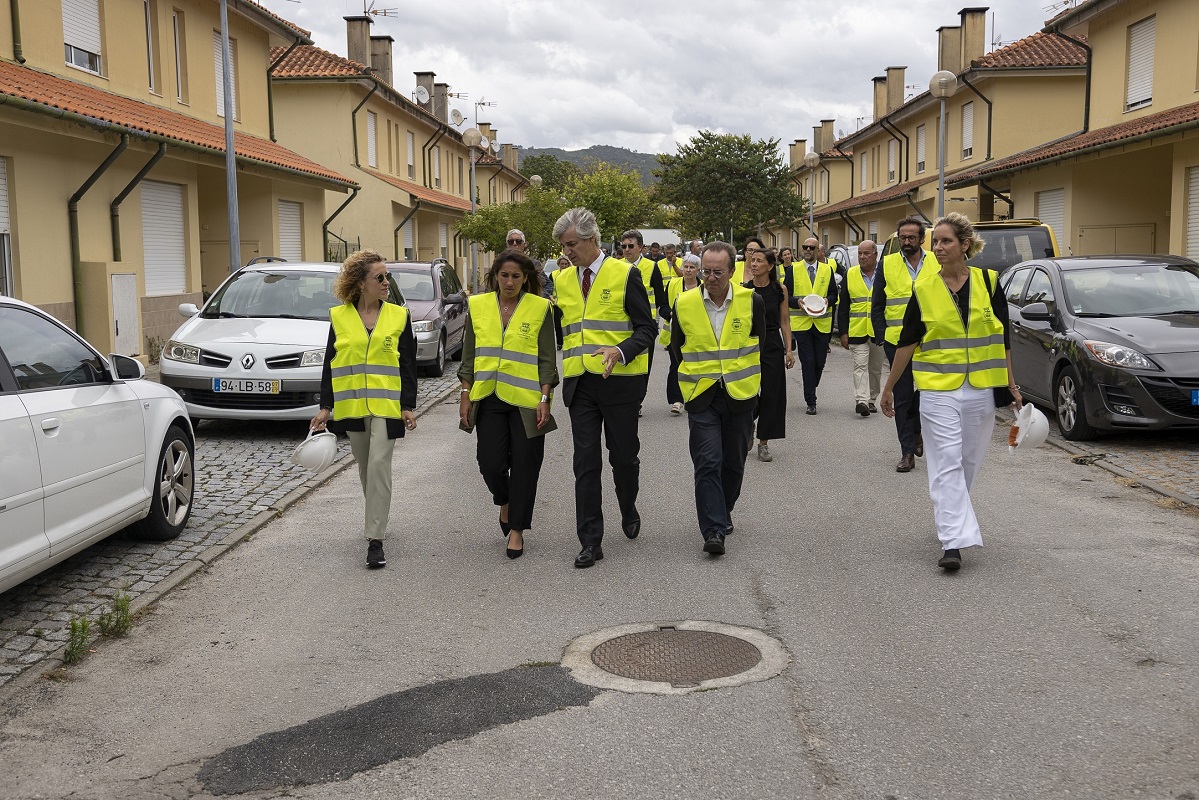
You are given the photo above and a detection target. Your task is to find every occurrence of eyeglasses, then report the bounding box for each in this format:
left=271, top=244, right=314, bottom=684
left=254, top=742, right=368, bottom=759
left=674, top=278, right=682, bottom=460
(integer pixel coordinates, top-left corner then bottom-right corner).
left=622, top=243, right=638, bottom=249
left=801, top=245, right=817, bottom=250
left=371, top=273, right=388, bottom=284
left=702, top=271, right=727, bottom=279
left=507, top=239, right=524, bottom=245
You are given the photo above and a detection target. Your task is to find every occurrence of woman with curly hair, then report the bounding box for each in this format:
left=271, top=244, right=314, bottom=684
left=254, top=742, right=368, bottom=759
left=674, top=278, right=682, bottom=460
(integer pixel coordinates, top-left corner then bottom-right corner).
left=311, top=249, right=417, bottom=569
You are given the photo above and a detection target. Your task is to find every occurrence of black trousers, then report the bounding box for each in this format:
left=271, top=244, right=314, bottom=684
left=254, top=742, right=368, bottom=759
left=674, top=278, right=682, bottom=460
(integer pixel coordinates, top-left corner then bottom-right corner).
left=688, top=388, right=754, bottom=541
left=884, top=342, right=922, bottom=456
left=475, top=396, right=546, bottom=531
left=666, top=345, right=683, bottom=405
left=794, top=327, right=831, bottom=406
left=568, top=373, right=641, bottom=547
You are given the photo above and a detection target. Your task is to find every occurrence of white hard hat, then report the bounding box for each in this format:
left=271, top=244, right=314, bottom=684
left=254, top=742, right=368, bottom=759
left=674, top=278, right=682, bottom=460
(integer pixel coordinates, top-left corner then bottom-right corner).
left=1009, top=403, right=1049, bottom=453
left=291, top=430, right=338, bottom=472
left=801, top=294, right=827, bottom=317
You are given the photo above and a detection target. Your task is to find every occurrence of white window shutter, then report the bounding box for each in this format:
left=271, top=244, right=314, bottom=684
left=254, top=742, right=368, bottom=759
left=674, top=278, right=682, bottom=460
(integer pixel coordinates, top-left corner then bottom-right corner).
left=406, top=131, right=415, bottom=177
left=916, top=125, right=927, bottom=171
left=278, top=200, right=302, bottom=261
left=1036, top=188, right=1066, bottom=251
left=433, top=145, right=441, bottom=186
left=366, top=111, right=377, bottom=167
left=888, top=139, right=896, bottom=181
left=213, top=30, right=237, bottom=118
left=0, top=157, right=9, bottom=234
left=63, top=0, right=102, bottom=54
left=438, top=223, right=448, bottom=257
left=1186, top=168, right=1199, bottom=260
left=1126, top=17, right=1155, bottom=109
left=403, top=218, right=414, bottom=258
left=141, top=180, right=187, bottom=296
left=860, top=152, right=867, bottom=191
left=962, top=102, right=974, bottom=158
left=868, top=220, right=878, bottom=240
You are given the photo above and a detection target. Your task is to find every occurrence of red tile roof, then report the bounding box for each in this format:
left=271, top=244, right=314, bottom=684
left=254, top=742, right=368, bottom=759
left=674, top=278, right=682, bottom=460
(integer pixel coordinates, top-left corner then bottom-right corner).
left=949, top=100, right=1199, bottom=186
left=816, top=176, right=939, bottom=218
left=972, top=31, right=1087, bottom=69
left=362, top=168, right=473, bottom=212
left=0, top=61, right=354, bottom=187
left=269, top=45, right=369, bottom=78
left=238, top=0, right=311, bottom=40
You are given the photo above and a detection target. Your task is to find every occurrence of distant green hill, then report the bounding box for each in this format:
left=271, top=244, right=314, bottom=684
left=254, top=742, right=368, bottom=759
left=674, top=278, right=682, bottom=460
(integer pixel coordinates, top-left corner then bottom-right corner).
left=515, top=145, right=660, bottom=186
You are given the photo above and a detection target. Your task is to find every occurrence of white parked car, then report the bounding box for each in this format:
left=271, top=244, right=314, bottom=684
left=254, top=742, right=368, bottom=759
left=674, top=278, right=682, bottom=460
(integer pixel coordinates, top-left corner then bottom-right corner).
left=0, top=297, right=195, bottom=595
left=160, top=261, right=404, bottom=422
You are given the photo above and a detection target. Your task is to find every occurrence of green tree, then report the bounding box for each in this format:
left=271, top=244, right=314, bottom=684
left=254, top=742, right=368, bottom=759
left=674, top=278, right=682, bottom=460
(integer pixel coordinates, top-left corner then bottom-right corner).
left=563, top=162, right=655, bottom=244
left=520, top=154, right=581, bottom=193
left=454, top=186, right=569, bottom=262
left=654, top=131, right=806, bottom=242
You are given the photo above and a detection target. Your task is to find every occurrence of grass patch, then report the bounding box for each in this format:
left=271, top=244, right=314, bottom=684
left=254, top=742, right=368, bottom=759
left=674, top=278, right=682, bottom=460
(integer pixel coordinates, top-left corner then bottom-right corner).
left=42, top=667, right=71, bottom=683
left=62, top=616, right=93, bottom=665
left=519, top=661, right=560, bottom=668
left=97, top=591, right=133, bottom=638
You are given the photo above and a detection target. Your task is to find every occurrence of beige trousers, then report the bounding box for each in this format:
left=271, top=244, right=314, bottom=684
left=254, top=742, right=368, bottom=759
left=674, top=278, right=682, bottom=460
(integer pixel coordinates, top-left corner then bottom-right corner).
left=345, top=416, right=396, bottom=539
left=851, top=340, right=885, bottom=404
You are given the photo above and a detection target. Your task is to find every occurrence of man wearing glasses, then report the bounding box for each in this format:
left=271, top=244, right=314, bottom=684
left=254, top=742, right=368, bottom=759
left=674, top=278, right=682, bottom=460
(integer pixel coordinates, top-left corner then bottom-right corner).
left=783, top=238, right=839, bottom=414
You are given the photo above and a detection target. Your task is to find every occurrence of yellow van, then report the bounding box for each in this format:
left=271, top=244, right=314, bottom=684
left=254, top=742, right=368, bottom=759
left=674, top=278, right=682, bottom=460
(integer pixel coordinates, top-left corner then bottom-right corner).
left=880, top=219, right=1060, bottom=273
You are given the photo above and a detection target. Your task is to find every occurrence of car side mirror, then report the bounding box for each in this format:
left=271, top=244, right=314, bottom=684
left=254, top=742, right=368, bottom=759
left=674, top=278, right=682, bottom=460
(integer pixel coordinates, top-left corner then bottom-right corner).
left=109, top=354, right=146, bottom=381
left=444, top=292, right=465, bottom=305
left=1021, top=301, right=1053, bottom=321
left=179, top=303, right=200, bottom=317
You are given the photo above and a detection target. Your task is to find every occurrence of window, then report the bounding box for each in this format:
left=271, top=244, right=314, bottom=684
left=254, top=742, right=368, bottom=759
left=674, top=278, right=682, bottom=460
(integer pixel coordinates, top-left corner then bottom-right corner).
left=1004, top=267, right=1032, bottom=306
left=172, top=9, right=187, bottom=103
left=1024, top=269, right=1056, bottom=314
left=916, top=125, right=927, bottom=173
left=213, top=29, right=237, bottom=119
left=1126, top=16, right=1156, bottom=110
left=0, top=156, right=11, bottom=296
left=433, top=145, right=441, bottom=188
left=403, top=219, right=414, bottom=260
left=1036, top=188, right=1066, bottom=250
left=366, top=111, right=377, bottom=167
left=141, top=180, right=186, bottom=295
left=0, top=307, right=107, bottom=390
left=1186, top=167, right=1199, bottom=260
left=961, top=101, right=974, bottom=159
left=860, top=152, right=868, bottom=191
left=278, top=200, right=302, bottom=261
left=144, top=0, right=159, bottom=92
left=406, top=131, right=416, bottom=179
left=888, top=139, right=896, bottom=182
left=458, top=157, right=464, bottom=194
left=820, top=170, right=828, bottom=203
left=63, top=0, right=103, bottom=74
left=868, top=220, right=878, bottom=241
left=439, top=223, right=448, bottom=258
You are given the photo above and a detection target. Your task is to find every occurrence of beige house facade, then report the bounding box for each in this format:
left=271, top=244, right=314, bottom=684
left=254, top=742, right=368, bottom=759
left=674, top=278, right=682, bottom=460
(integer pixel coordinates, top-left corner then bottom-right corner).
left=0, top=0, right=354, bottom=355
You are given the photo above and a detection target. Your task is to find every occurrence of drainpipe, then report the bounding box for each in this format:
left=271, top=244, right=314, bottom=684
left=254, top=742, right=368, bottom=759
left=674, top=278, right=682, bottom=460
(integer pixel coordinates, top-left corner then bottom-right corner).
left=904, top=190, right=932, bottom=225
left=110, top=143, right=167, bottom=261
left=350, top=77, right=380, bottom=168
left=422, top=125, right=448, bottom=189
left=878, top=117, right=909, bottom=182
left=322, top=187, right=359, bottom=259
left=487, top=168, right=498, bottom=206
left=958, top=74, right=994, bottom=161
left=9, top=0, right=25, bottom=63
left=510, top=175, right=529, bottom=200
left=1050, top=28, right=1091, bottom=133
left=69, top=134, right=128, bottom=331
left=839, top=211, right=864, bottom=242
left=267, top=37, right=303, bottom=143
left=393, top=202, right=421, bottom=261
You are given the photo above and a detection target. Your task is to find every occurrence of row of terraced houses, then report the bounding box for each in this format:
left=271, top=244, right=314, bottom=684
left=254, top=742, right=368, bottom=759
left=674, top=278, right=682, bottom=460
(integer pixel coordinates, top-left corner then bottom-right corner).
left=0, top=1, right=525, bottom=356
left=769, top=0, right=1199, bottom=268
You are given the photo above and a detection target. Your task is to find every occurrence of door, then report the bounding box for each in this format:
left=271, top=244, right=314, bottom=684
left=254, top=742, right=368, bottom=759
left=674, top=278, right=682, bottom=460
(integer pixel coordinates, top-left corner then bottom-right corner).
left=1010, top=267, right=1058, bottom=402
left=111, top=273, right=139, bottom=355
left=0, top=394, right=46, bottom=584
left=439, top=265, right=466, bottom=352
left=0, top=305, right=145, bottom=552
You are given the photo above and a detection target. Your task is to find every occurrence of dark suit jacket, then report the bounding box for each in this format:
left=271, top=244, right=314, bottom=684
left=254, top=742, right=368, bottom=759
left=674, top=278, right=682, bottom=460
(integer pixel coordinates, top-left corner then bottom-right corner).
left=562, top=265, right=658, bottom=406
left=783, top=262, right=839, bottom=327
left=669, top=290, right=766, bottom=414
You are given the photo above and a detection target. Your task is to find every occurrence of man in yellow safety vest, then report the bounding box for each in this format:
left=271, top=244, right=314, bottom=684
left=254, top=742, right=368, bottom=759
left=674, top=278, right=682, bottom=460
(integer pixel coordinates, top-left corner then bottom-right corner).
left=837, top=239, right=885, bottom=416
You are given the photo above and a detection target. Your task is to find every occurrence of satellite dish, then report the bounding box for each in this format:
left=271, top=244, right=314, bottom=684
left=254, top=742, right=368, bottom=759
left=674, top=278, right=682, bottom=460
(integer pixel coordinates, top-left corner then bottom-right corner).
left=479, top=135, right=490, bottom=150
left=450, top=109, right=464, bottom=126
left=490, top=141, right=501, bottom=155
left=413, top=85, right=430, bottom=104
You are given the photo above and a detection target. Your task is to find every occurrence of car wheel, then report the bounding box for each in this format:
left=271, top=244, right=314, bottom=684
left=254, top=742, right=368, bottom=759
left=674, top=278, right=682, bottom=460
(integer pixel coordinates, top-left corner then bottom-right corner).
left=130, top=425, right=194, bottom=541
left=425, top=335, right=446, bottom=377
left=1055, top=364, right=1096, bottom=441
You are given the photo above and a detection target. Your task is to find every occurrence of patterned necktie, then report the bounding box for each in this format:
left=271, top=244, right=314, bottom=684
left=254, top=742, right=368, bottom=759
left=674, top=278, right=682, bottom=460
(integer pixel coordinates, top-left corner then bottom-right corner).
left=808, top=265, right=816, bottom=283
left=582, top=267, right=592, bottom=299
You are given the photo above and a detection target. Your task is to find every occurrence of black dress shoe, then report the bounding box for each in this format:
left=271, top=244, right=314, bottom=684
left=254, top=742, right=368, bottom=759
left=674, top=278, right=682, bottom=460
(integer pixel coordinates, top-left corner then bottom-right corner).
left=703, top=534, right=726, bottom=556
left=896, top=453, right=915, bottom=472
left=806, top=405, right=817, bottom=415
left=506, top=531, right=524, bottom=559
left=938, top=548, right=962, bottom=570
left=856, top=402, right=870, bottom=416
left=915, top=434, right=924, bottom=458
left=574, top=545, right=603, bottom=568
left=622, top=518, right=641, bottom=539
left=868, top=402, right=878, bottom=413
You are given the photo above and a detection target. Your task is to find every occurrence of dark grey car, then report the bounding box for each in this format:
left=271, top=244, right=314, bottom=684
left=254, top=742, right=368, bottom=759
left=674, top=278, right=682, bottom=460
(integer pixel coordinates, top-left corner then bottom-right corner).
left=1000, top=255, right=1199, bottom=440
left=385, top=259, right=468, bottom=377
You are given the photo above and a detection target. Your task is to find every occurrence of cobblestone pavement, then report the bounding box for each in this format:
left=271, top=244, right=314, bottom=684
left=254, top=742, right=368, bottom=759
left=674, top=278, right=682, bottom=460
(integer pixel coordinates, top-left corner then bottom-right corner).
left=0, top=370, right=460, bottom=688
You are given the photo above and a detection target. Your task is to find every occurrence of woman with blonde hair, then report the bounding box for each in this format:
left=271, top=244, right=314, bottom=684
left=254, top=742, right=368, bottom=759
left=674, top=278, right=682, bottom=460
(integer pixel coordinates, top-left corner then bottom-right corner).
left=880, top=213, right=1021, bottom=571
left=311, top=250, right=417, bottom=569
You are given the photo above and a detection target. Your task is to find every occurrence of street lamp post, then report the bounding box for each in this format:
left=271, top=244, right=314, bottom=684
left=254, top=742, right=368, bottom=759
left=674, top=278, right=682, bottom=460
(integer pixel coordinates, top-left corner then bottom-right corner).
left=803, top=150, right=820, bottom=238
left=929, top=70, right=959, bottom=220
left=462, top=127, right=482, bottom=292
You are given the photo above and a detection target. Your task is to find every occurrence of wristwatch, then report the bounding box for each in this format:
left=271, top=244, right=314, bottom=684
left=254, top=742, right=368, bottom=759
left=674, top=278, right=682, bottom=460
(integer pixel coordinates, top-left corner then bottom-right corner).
left=540, top=394, right=550, bottom=403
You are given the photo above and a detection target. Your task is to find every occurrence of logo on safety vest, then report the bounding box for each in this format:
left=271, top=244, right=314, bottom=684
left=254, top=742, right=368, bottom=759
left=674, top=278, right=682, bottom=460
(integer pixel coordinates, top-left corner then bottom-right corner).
left=731, top=317, right=743, bottom=332
left=383, top=335, right=394, bottom=352
left=600, top=288, right=612, bottom=303
left=520, top=322, right=531, bottom=335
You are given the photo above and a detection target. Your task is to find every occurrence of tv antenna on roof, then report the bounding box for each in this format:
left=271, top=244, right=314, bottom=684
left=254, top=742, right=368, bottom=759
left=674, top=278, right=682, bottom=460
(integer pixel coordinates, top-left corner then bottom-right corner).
left=364, top=1, right=398, bottom=17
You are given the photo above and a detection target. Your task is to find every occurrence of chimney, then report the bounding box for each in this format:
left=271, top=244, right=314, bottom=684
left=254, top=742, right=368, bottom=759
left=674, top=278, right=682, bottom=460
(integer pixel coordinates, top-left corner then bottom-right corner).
left=369, top=35, right=393, bottom=86
left=344, top=16, right=373, bottom=69
left=938, top=25, right=963, bottom=74
left=821, top=120, right=835, bottom=152
left=414, top=71, right=435, bottom=112
left=960, top=7, right=988, bottom=68
left=478, top=122, right=493, bottom=144
left=872, top=77, right=887, bottom=121
left=502, top=143, right=518, bottom=170
left=433, top=82, right=449, bottom=123
left=885, top=66, right=906, bottom=113
left=789, top=140, right=806, bottom=169
left=812, top=126, right=823, bottom=155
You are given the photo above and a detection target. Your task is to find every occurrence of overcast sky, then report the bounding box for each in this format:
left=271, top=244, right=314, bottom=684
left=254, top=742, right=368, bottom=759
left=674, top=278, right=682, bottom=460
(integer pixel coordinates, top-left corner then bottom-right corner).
left=255, top=0, right=1075, bottom=158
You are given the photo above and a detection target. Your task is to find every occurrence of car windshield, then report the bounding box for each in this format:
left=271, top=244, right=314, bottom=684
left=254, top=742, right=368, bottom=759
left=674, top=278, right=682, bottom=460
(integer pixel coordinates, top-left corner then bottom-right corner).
left=1062, top=263, right=1199, bottom=317
left=391, top=271, right=437, bottom=302
left=202, top=270, right=338, bottom=320
left=968, top=228, right=1056, bottom=273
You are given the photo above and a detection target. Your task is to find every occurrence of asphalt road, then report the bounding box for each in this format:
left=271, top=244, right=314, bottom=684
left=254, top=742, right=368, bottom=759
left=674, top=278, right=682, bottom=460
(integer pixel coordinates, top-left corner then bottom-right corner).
left=1, top=349, right=1196, bottom=800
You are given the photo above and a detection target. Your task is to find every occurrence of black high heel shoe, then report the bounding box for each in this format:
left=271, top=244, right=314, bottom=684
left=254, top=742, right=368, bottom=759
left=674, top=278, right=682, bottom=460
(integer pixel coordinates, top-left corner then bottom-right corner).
left=500, top=513, right=511, bottom=537
left=506, top=531, right=524, bottom=559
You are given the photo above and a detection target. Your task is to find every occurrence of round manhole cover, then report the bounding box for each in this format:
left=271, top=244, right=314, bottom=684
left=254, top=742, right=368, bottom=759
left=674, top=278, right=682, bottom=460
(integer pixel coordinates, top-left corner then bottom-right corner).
left=591, top=628, right=761, bottom=687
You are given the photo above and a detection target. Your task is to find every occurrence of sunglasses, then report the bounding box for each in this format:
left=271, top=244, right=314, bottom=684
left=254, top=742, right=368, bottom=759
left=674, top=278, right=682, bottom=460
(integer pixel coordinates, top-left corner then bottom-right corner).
left=801, top=245, right=817, bottom=250
left=507, top=239, right=524, bottom=245
left=371, top=273, right=388, bottom=284
left=622, top=243, right=639, bottom=249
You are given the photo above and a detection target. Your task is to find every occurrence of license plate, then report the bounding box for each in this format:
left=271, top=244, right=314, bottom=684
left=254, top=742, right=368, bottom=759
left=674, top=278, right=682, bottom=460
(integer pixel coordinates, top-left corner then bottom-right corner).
left=1192, top=389, right=1198, bottom=406
left=212, top=378, right=280, bottom=394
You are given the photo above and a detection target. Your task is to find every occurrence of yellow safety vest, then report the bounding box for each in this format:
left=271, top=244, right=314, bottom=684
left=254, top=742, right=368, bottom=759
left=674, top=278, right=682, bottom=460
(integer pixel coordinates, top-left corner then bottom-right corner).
left=657, top=257, right=681, bottom=282
left=329, top=302, right=408, bottom=420
left=881, top=250, right=941, bottom=345
left=776, top=260, right=798, bottom=281
left=675, top=285, right=761, bottom=402
left=845, top=266, right=876, bottom=339
left=787, top=261, right=835, bottom=333
left=631, top=256, right=659, bottom=319
left=557, top=258, right=650, bottom=378
left=732, top=261, right=747, bottom=285
left=659, top=276, right=700, bottom=347
left=911, top=267, right=1007, bottom=391
left=466, top=292, right=550, bottom=409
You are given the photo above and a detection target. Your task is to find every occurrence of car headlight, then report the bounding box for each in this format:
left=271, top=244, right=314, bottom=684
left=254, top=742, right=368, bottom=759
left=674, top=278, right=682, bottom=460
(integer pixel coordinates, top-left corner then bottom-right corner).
left=1083, top=340, right=1158, bottom=370
left=412, top=320, right=434, bottom=333
left=300, top=349, right=326, bottom=366
left=163, top=339, right=200, bottom=364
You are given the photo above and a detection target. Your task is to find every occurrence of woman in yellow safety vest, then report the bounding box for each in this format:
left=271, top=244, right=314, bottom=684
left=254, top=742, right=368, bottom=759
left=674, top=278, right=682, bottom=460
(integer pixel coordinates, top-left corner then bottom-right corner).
left=662, top=253, right=701, bottom=415
left=311, top=250, right=417, bottom=570
left=458, top=250, right=559, bottom=559
left=880, top=213, right=1023, bottom=572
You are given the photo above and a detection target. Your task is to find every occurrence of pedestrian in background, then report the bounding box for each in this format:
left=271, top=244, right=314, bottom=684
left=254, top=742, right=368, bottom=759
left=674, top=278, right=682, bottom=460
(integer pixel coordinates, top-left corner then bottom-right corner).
left=311, top=249, right=417, bottom=569
left=745, top=248, right=793, bottom=461
left=838, top=239, right=884, bottom=416
left=880, top=213, right=1020, bottom=571
left=458, top=250, right=559, bottom=559
left=662, top=252, right=702, bottom=415
left=784, top=237, right=838, bottom=415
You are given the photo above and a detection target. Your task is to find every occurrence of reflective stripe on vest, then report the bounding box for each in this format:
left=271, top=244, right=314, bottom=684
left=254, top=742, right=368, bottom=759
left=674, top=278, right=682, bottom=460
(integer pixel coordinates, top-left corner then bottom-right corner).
left=556, top=258, right=650, bottom=378
left=467, top=292, right=550, bottom=408
left=787, top=261, right=834, bottom=333
left=881, top=250, right=941, bottom=344
left=658, top=276, right=699, bottom=346
left=845, top=266, right=875, bottom=339
left=675, top=284, right=761, bottom=401
left=329, top=302, right=408, bottom=420
left=911, top=267, right=1007, bottom=391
